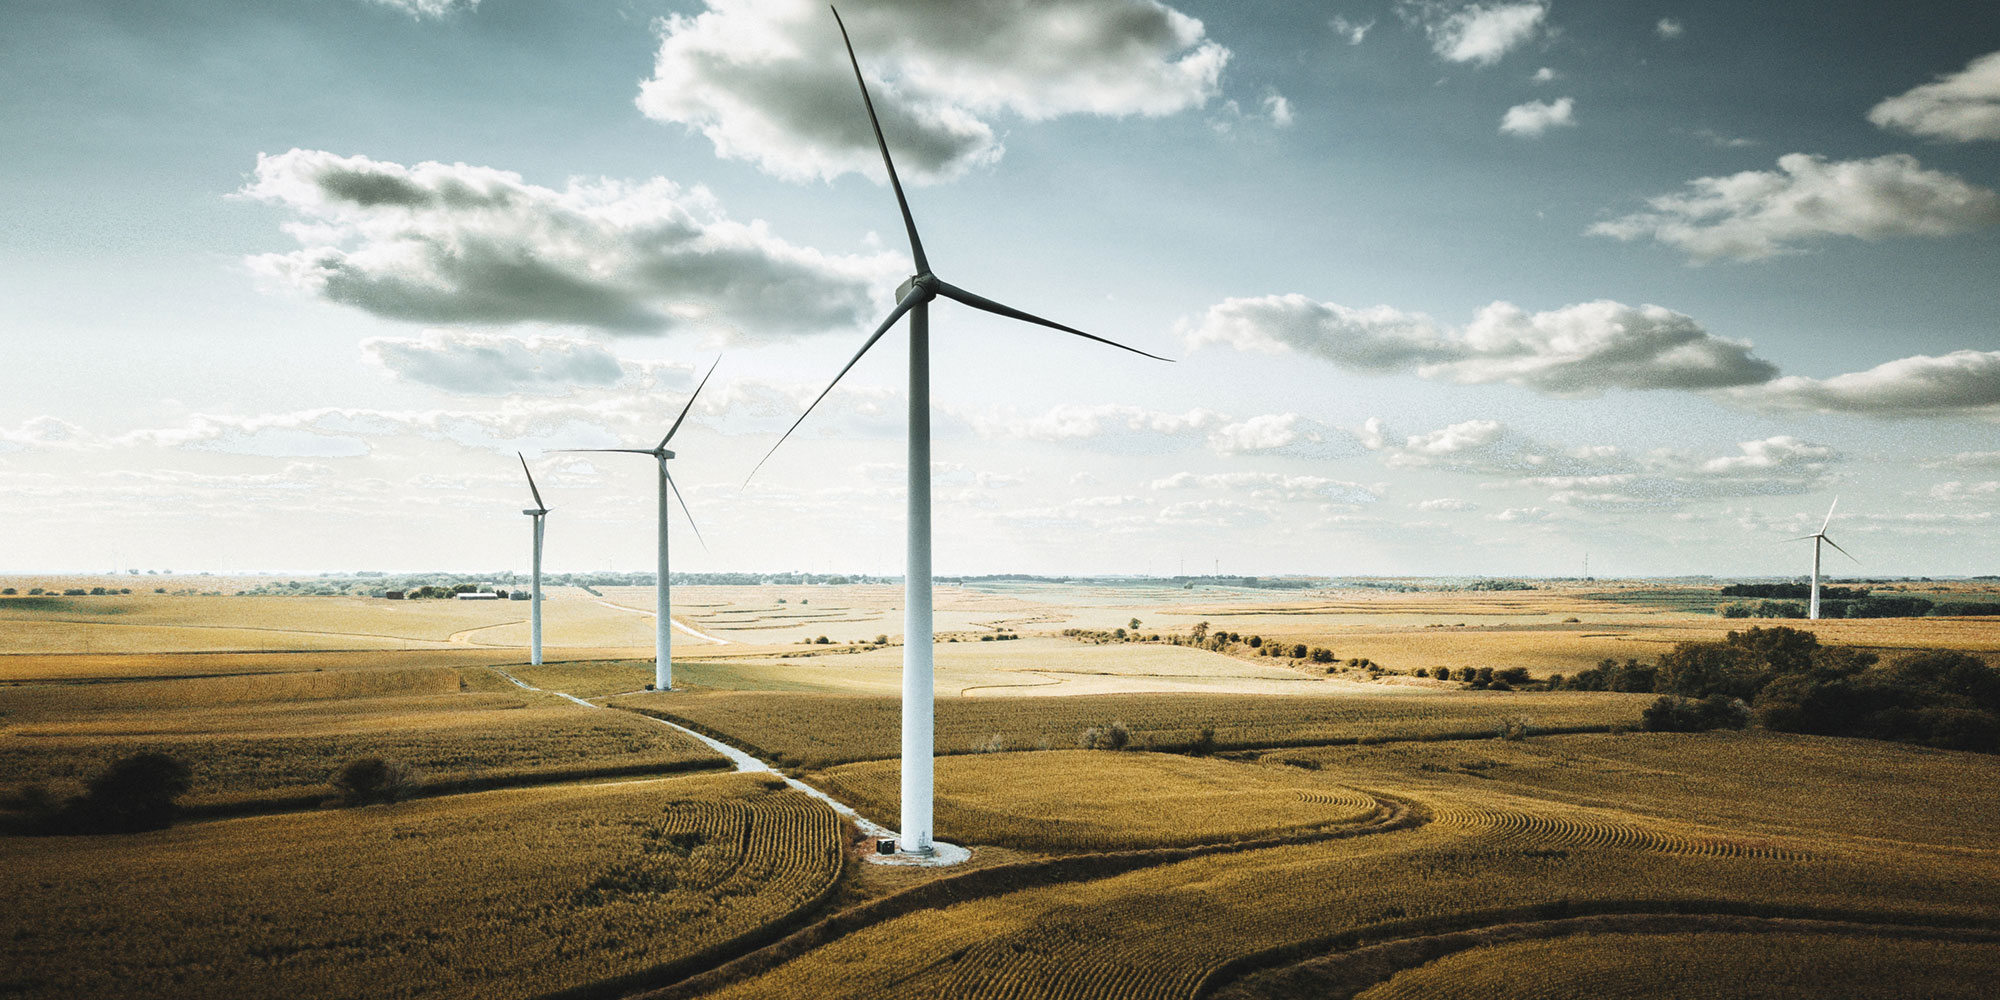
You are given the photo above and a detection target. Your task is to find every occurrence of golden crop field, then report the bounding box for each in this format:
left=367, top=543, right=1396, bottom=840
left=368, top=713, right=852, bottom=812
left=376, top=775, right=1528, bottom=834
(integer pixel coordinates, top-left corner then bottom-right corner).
left=0, top=773, right=844, bottom=1000
left=4, top=579, right=1997, bottom=1000
left=705, top=730, right=2000, bottom=1000
left=1352, top=932, right=2000, bottom=1000
left=0, top=665, right=722, bottom=808
left=807, top=750, right=1385, bottom=852
left=610, top=688, right=1653, bottom=768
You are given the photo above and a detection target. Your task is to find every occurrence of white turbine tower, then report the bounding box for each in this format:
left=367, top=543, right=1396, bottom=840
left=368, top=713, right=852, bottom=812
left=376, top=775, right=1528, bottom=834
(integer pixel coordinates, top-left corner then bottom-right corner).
left=1793, top=498, right=1858, bottom=620
left=748, top=7, right=1171, bottom=856
left=518, top=452, right=550, bottom=666
left=564, top=360, right=716, bottom=690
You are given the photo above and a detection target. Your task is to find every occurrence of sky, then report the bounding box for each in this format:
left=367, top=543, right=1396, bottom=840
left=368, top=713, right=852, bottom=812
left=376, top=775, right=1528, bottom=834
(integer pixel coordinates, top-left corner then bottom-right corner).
left=3, top=0, right=1998, bottom=578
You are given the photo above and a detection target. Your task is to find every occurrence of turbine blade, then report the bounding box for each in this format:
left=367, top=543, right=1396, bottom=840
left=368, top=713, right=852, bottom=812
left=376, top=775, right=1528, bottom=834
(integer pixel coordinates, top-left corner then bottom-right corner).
left=557, top=448, right=657, bottom=455
left=744, top=286, right=924, bottom=485
left=1786, top=535, right=1818, bottom=542
left=518, top=452, right=546, bottom=511
left=830, top=5, right=928, bottom=274
left=665, top=467, right=707, bottom=553
left=1820, top=497, right=1838, bottom=534
left=936, top=280, right=1173, bottom=362
left=1822, top=535, right=1859, bottom=564
left=661, top=355, right=722, bottom=449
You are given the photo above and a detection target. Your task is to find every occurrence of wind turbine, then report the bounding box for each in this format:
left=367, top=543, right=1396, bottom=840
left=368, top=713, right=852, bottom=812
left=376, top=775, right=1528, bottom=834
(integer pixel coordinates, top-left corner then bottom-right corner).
left=1793, top=498, right=1857, bottom=620
left=748, top=7, right=1171, bottom=856
left=518, top=452, right=550, bottom=666
left=562, top=359, right=717, bottom=690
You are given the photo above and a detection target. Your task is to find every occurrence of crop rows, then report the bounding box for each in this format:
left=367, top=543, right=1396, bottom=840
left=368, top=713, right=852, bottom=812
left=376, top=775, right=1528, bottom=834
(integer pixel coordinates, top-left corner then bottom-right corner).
left=1428, top=796, right=1814, bottom=861
left=807, top=751, right=1383, bottom=852
left=614, top=690, right=1652, bottom=768
left=1357, top=931, right=2000, bottom=1000
left=1, top=774, right=844, bottom=1000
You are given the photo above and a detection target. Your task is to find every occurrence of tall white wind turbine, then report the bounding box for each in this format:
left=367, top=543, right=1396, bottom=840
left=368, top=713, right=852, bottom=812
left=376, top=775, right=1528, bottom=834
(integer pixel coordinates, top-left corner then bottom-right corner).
left=1793, top=497, right=1858, bottom=620
left=563, top=360, right=717, bottom=690
left=518, top=452, right=550, bottom=666
left=748, top=7, right=1171, bottom=856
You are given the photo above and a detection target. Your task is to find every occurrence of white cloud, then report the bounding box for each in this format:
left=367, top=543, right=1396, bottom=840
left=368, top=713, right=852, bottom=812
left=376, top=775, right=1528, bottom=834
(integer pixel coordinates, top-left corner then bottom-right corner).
left=981, top=403, right=1227, bottom=443
left=361, top=330, right=626, bottom=395
left=1263, top=92, right=1295, bottom=127
left=1417, top=497, right=1478, bottom=511
left=1399, top=1, right=1548, bottom=66
left=366, top=0, right=477, bottom=18
left=1869, top=50, right=2000, bottom=142
left=1330, top=16, right=1375, bottom=45
left=1500, top=96, right=1575, bottom=136
left=1530, top=66, right=1558, bottom=83
left=1728, top=350, right=2000, bottom=418
left=635, top=0, right=1228, bottom=184
left=238, top=149, right=891, bottom=336
left=0, top=416, right=104, bottom=451
left=1361, top=417, right=1838, bottom=506
left=1929, top=480, right=2000, bottom=503
left=1495, top=506, right=1552, bottom=522
left=1186, top=295, right=1777, bottom=396
left=1588, top=153, right=2000, bottom=262
left=1208, top=413, right=1317, bottom=454
left=1150, top=471, right=1380, bottom=505
left=1655, top=18, right=1683, bottom=39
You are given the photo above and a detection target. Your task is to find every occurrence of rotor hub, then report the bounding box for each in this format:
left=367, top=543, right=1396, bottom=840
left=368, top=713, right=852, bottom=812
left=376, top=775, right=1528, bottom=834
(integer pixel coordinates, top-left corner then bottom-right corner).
left=896, top=272, right=940, bottom=301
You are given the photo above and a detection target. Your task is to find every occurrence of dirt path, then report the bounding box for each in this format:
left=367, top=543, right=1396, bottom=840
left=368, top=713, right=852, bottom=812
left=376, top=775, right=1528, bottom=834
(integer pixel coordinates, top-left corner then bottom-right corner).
left=590, top=598, right=733, bottom=644
left=485, top=667, right=958, bottom=864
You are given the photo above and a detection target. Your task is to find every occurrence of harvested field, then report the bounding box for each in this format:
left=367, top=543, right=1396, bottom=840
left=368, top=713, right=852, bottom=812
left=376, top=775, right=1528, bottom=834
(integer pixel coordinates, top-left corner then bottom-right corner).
left=0, top=773, right=844, bottom=1000
left=0, top=666, right=722, bottom=808
left=704, top=729, right=2000, bottom=1000
left=609, top=689, right=1652, bottom=768
left=1354, top=930, right=2000, bottom=1000
left=809, top=751, right=1384, bottom=852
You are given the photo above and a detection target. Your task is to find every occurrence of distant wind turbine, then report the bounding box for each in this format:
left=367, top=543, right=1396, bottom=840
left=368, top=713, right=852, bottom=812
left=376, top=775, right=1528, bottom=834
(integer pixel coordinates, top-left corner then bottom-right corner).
left=747, top=7, right=1171, bottom=856
left=562, top=359, right=718, bottom=690
left=1793, top=498, right=1858, bottom=620
left=518, top=452, right=550, bottom=666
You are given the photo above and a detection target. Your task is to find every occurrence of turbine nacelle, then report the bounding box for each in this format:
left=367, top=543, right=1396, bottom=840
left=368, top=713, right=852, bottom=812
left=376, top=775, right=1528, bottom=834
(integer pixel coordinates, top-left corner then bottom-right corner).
left=896, top=273, right=940, bottom=301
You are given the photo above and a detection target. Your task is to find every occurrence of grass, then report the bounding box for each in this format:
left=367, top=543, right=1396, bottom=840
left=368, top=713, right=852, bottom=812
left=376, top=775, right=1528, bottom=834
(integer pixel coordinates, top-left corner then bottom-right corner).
left=608, top=689, right=1654, bottom=768
left=0, top=773, right=844, bottom=1000
left=807, top=751, right=1384, bottom=852
left=1354, top=931, right=2000, bottom=999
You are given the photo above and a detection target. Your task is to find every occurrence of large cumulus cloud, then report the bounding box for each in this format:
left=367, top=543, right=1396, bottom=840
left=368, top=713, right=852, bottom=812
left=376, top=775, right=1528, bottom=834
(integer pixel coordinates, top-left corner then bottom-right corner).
left=1185, top=295, right=1777, bottom=396
left=239, top=149, right=892, bottom=336
left=1588, top=153, right=2000, bottom=262
left=635, top=0, right=1228, bottom=183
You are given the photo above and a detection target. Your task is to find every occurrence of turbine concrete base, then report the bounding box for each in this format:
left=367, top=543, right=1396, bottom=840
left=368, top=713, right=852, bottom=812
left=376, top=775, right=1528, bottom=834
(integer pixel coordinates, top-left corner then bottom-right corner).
left=864, top=840, right=971, bottom=867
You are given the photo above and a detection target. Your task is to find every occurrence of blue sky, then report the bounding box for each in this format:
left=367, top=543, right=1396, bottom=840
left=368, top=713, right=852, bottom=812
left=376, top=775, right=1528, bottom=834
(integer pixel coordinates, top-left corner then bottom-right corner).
left=3, top=0, right=1998, bottom=577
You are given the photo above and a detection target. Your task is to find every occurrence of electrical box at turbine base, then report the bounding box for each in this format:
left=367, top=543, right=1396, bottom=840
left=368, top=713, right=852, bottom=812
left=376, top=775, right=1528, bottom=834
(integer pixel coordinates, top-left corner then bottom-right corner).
left=877, top=839, right=896, bottom=854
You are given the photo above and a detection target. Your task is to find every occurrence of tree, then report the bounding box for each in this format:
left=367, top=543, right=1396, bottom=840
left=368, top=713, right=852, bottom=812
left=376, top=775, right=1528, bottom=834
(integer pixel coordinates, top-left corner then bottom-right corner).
left=69, top=752, right=193, bottom=833
left=1190, top=621, right=1210, bottom=643
left=332, top=757, right=417, bottom=806
left=1290, top=643, right=1309, bottom=659
left=1129, top=618, right=1143, bottom=631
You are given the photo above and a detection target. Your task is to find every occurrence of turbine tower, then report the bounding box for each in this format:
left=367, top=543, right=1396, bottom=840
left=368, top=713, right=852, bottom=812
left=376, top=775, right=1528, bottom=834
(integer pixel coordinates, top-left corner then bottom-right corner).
left=518, top=452, right=550, bottom=666
left=1793, top=498, right=1857, bottom=620
left=563, top=360, right=716, bottom=690
left=749, top=7, right=1170, bottom=855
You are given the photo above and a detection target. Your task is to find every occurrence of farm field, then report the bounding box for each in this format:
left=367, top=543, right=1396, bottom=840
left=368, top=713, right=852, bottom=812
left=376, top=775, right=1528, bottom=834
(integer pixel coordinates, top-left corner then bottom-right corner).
left=3, top=577, right=1997, bottom=1000
left=807, top=750, right=1387, bottom=851
left=1349, top=931, right=2000, bottom=1000
left=0, top=661, right=723, bottom=809
left=705, top=731, right=2000, bottom=1000
left=610, top=688, right=1654, bottom=767
left=0, top=773, right=845, bottom=1000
